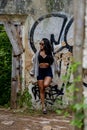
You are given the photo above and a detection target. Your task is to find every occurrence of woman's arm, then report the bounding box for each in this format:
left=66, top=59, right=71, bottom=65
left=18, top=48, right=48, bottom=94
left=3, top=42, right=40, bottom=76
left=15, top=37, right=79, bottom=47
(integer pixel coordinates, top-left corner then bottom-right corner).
left=30, top=51, right=39, bottom=77
left=30, top=55, right=36, bottom=76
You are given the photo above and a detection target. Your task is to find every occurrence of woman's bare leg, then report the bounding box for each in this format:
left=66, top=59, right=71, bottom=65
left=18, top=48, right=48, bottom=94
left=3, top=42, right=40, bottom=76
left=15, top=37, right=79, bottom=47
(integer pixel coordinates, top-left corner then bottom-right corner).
left=38, top=80, right=45, bottom=109
left=44, top=77, right=52, bottom=88
left=38, top=77, right=52, bottom=113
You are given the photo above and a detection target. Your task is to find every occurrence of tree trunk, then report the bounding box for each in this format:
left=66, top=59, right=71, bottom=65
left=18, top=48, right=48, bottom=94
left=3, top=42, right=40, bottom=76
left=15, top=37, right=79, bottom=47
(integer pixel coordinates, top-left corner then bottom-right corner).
left=73, top=0, right=85, bottom=129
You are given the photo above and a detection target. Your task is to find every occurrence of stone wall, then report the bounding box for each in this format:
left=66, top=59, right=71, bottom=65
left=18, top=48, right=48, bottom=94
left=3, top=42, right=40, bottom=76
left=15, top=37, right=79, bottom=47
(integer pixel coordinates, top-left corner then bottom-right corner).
left=0, top=0, right=74, bottom=108
left=0, top=0, right=32, bottom=14
left=0, top=0, right=73, bottom=15
left=25, top=1, right=74, bottom=108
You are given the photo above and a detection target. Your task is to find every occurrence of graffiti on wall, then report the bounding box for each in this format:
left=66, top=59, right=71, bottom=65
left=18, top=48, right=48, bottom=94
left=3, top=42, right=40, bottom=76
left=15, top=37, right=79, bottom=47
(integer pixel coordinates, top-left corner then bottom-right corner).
left=31, top=83, right=64, bottom=106
left=29, top=13, right=74, bottom=53
left=29, top=12, right=74, bottom=106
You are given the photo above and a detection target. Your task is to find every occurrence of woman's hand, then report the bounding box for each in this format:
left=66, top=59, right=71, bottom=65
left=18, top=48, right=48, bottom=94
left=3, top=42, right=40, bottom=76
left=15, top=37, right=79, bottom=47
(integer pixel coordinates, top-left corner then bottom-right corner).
left=30, top=70, right=34, bottom=77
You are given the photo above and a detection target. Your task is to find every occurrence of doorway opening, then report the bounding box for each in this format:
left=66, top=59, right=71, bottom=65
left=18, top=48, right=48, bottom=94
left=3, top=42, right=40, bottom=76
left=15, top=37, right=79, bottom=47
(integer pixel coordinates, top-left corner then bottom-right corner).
left=0, top=25, right=12, bottom=107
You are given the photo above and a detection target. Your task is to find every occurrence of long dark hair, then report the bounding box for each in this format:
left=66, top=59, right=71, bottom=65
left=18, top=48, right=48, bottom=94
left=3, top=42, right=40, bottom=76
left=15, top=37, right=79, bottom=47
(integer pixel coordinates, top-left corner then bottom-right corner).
left=42, top=38, right=53, bottom=55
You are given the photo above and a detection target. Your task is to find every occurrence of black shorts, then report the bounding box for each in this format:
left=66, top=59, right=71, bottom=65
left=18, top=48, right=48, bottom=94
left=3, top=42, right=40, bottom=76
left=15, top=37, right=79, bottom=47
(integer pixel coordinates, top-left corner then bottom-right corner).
left=37, top=66, right=53, bottom=80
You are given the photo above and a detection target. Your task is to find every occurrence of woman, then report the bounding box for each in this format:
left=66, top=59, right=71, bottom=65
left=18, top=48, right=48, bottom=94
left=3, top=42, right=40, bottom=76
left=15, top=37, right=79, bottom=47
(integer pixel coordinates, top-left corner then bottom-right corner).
left=30, top=38, right=57, bottom=114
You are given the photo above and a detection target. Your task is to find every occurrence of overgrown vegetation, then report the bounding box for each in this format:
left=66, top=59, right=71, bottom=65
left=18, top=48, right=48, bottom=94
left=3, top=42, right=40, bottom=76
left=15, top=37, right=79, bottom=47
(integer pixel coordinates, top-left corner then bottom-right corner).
left=0, top=25, right=12, bottom=106
left=56, top=61, right=86, bottom=128
left=17, top=87, right=32, bottom=110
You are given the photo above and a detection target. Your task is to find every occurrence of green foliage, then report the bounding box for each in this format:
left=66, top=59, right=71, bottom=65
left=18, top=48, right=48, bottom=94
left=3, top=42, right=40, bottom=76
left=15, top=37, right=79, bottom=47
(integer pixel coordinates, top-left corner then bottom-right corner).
left=64, top=111, right=70, bottom=117
left=56, top=109, right=62, bottom=115
left=71, top=109, right=84, bottom=128
left=70, top=102, right=87, bottom=128
left=0, top=25, right=12, bottom=106
left=17, top=88, right=32, bottom=109
left=56, top=60, right=86, bottom=128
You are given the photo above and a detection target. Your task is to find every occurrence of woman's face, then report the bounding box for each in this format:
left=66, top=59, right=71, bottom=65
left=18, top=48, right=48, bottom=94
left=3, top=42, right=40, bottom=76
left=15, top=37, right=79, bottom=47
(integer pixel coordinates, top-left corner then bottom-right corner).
left=39, top=40, right=45, bottom=50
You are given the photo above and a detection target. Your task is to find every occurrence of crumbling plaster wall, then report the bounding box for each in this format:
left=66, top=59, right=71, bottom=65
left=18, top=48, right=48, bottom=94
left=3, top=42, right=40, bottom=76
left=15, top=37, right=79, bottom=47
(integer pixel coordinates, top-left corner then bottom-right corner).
left=0, top=0, right=73, bottom=107
left=0, top=0, right=48, bottom=87
left=0, top=0, right=47, bottom=15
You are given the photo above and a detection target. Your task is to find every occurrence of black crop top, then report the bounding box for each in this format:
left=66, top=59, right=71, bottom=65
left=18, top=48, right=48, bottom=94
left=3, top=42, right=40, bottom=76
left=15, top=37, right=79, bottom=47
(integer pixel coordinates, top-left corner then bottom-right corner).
left=38, top=54, right=54, bottom=65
